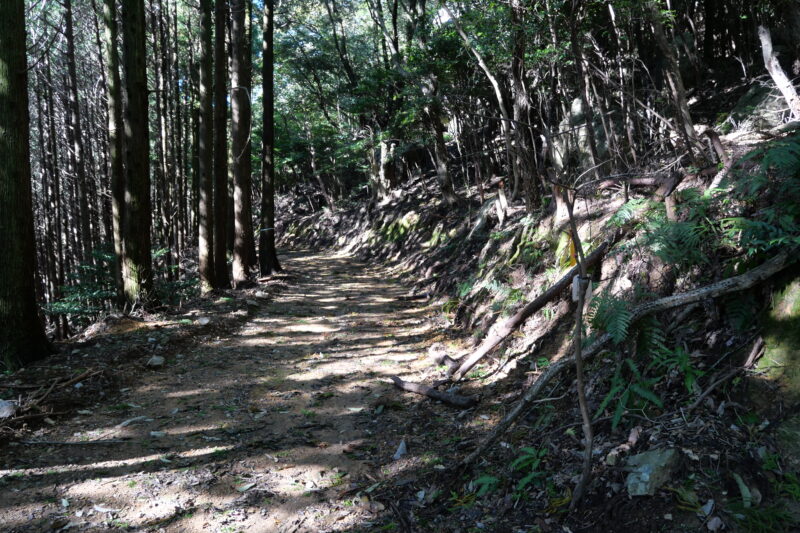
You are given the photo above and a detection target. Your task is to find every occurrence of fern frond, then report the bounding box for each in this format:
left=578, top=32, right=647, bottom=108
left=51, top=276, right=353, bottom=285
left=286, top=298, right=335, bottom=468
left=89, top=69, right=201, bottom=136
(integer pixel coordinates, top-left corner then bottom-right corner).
left=588, top=291, right=632, bottom=345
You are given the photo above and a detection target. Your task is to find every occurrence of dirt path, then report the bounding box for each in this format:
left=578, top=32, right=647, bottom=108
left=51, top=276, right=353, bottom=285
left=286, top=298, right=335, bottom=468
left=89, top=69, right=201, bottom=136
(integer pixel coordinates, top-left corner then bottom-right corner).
left=1, top=251, right=446, bottom=532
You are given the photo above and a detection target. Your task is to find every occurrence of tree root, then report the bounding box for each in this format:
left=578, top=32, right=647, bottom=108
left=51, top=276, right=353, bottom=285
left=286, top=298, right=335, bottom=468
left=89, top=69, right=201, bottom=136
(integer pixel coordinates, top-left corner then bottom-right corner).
left=448, top=235, right=618, bottom=382
left=390, top=376, right=478, bottom=408
left=461, top=249, right=795, bottom=466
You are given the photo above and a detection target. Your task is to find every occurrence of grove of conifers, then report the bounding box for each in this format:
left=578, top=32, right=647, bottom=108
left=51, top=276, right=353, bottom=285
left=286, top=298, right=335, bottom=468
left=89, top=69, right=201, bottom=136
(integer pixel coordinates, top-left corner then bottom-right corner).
left=0, top=1, right=797, bottom=368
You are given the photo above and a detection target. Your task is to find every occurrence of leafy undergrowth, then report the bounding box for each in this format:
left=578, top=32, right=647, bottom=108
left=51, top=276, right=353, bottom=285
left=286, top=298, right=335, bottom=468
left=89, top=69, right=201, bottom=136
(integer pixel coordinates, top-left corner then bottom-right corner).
left=277, top=134, right=800, bottom=531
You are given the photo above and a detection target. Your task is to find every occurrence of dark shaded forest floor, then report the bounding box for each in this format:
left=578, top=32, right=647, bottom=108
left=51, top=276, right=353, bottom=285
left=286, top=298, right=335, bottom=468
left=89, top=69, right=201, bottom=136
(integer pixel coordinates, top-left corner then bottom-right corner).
left=1, top=250, right=463, bottom=532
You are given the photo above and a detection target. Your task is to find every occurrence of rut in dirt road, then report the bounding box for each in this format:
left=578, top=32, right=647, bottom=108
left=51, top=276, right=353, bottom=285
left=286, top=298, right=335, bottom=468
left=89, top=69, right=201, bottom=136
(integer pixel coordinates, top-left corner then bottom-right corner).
left=0, top=251, right=443, bottom=532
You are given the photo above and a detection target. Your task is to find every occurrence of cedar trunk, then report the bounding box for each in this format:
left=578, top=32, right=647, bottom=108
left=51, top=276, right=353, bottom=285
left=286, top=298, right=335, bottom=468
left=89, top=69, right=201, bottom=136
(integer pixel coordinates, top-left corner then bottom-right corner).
left=0, top=0, right=52, bottom=369
left=213, top=0, right=230, bottom=288
left=121, top=0, right=154, bottom=304
left=259, top=0, right=282, bottom=275
left=198, top=0, right=215, bottom=291
left=231, top=0, right=256, bottom=285
left=103, top=0, right=126, bottom=305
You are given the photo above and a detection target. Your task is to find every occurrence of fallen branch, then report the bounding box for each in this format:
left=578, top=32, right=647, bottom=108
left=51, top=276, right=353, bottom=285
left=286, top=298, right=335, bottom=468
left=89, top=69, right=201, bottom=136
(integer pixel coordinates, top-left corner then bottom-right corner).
left=461, top=249, right=795, bottom=466
left=687, top=337, right=765, bottom=413
left=449, top=237, right=617, bottom=382
left=389, top=376, right=478, bottom=408
left=4, top=411, right=69, bottom=423
left=27, top=369, right=100, bottom=410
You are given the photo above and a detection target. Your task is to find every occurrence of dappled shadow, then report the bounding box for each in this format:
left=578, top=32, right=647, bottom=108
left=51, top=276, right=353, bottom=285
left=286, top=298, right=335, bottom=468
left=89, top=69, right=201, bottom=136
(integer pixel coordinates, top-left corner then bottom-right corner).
left=0, top=250, right=465, bottom=532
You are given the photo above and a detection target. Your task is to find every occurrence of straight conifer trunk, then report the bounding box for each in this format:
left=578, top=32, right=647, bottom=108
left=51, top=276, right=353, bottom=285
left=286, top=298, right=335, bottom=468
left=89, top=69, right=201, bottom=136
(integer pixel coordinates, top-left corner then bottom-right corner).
left=198, top=0, right=215, bottom=292
left=64, top=0, right=94, bottom=265
left=259, top=0, right=282, bottom=275
left=231, top=0, right=255, bottom=285
left=0, top=0, right=52, bottom=369
left=213, top=0, right=230, bottom=288
left=121, top=0, right=154, bottom=304
left=102, top=0, right=126, bottom=305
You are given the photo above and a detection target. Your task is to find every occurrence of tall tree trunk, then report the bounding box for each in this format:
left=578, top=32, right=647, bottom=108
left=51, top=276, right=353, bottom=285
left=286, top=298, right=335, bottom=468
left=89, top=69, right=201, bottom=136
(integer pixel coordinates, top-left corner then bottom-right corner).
left=758, top=25, right=800, bottom=120
left=569, top=4, right=603, bottom=181
left=0, top=0, right=52, bottom=369
left=259, top=0, right=282, bottom=275
left=443, top=4, right=516, bottom=199
left=64, top=0, right=95, bottom=265
left=45, top=55, right=68, bottom=338
left=647, top=1, right=703, bottom=159
left=198, top=0, right=215, bottom=291
left=231, top=0, right=255, bottom=285
left=121, top=0, right=154, bottom=305
left=510, top=0, right=538, bottom=211
left=213, top=0, right=230, bottom=288
left=102, top=0, right=126, bottom=305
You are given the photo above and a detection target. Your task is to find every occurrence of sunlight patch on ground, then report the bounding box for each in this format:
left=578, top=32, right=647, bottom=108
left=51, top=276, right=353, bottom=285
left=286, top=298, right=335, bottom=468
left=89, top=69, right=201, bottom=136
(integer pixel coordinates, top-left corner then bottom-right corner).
left=160, top=423, right=223, bottom=436
left=284, top=323, right=339, bottom=334
left=164, top=388, right=216, bottom=399
left=0, top=445, right=234, bottom=478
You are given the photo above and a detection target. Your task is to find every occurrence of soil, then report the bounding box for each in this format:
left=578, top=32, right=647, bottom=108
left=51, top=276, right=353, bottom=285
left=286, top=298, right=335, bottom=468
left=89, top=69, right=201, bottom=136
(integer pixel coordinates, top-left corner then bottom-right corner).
left=2, top=250, right=795, bottom=533
left=0, top=251, right=454, bottom=532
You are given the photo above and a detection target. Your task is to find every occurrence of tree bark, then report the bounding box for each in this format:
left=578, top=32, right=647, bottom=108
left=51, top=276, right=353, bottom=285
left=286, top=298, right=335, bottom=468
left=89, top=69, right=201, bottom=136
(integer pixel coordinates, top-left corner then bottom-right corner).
left=443, top=4, right=517, bottom=199
left=259, top=0, right=283, bottom=276
left=389, top=376, right=478, bottom=408
left=231, top=0, right=255, bottom=285
left=121, top=0, right=154, bottom=305
left=102, top=0, right=126, bottom=306
left=213, top=0, right=230, bottom=288
left=758, top=25, right=800, bottom=120
left=569, top=5, right=604, bottom=182
left=510, top=0, right=538, bottom=211
left=198, top=0, right=215, bottom=292
left=647, top=1, right=703, bottom=158
left=0, top=0, right=52, bottom=369
left=64, top=0, right=95, bottom=265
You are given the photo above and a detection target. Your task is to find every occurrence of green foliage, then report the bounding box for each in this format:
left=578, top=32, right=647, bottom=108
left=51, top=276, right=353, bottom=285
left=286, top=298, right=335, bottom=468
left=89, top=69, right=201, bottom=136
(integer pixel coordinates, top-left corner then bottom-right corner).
left=610, top=133, right=800, bottom=273
left=43, top=246, right=197, bottom=323
left=471, top=475, right=500, bottom=497
left=608, top=198, right=651, bottom=228
left=729, top=501, right=798, bottom=532
left=594, top=358, right=663, bottom=430
left=588, top=291, right=633, bottom=345
left=155, top=276, right=199, bottom=306
left=653, top=345, right=704, bottom=394
left=442, top=298, right=460, bottom=315
left=723, top=291, right=758, bottom=331
left=510, top=447, right=548, bottom=499
left=457, top=279, right=475, bottom=299
left=775, top=472, right=800, bottom=501
left=647, top=219, right=709, bottom=267
left=43, top=248, right=116, bottom=321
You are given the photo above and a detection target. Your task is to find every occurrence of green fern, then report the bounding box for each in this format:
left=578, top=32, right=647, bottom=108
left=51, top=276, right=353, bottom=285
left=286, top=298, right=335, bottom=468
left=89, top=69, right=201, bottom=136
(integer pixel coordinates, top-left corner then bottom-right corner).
left=588, top=291, right=633, bottom=345
left=472, top=475, right=500, bottom=497
left=637, top=317, right=670, bottom=361
left=647, top=219, right=708, bottom=266
left=608, top=198, right=651, bottom=228
left=594, top=358, right=663, bottom=429
left=724, top=292, right=757, bottom=330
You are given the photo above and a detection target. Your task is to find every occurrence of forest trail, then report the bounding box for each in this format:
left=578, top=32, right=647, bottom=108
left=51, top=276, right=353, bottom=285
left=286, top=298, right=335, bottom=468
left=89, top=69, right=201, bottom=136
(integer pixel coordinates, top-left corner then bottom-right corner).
left=1, top=251, right=442, bottom=532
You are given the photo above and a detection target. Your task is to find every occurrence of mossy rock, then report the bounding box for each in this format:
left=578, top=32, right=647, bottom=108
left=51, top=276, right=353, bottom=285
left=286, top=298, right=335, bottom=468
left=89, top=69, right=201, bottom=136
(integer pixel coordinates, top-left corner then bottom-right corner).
left=758, top=276, right=800, bottom=400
